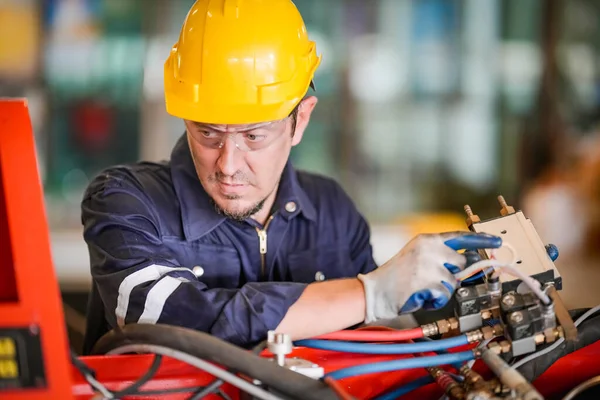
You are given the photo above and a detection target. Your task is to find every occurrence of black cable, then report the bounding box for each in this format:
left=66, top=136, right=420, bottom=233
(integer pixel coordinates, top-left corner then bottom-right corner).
left=188, top=378, right=225, bottom=400
left=92, top=323, right=337, bottom=400
left=186, top=338, right=266, bottom=399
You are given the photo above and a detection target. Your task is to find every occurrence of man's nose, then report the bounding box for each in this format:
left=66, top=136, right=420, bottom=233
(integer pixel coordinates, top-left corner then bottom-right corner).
left=216, top=135, right=244, bottom=177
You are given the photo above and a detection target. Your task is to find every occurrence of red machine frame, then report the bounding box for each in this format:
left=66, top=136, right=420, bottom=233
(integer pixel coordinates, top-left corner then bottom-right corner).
left=1, top=98, right=600, bottom=400
left=0, top=99, right=74, bottom=399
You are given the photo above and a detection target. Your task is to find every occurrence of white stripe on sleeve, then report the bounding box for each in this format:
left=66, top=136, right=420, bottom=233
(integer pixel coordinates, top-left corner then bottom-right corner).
left=115, top=264, right=194, bottom=326
left=137, top=276, right=188, bottom=324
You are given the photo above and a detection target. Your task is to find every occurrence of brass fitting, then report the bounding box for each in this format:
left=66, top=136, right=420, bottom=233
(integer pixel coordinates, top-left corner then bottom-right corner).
left=466, top=330, right=484, bottom=343
left=435, top=320, right=450, bottom=335
left=499, top=340, right=511, bottom=354
left=460, top=365, right=486, bottom=389
left=464, top=204, right=481, bottom=227
left=422, top=323, right=439, bottom=337
left=492, top=324, right=504, bottom=336
left=429, top=367, right=466, bottom=400
left=448, top=317, right=459, bottom=331
left=481, top=326, right=495, bottom=340
left=497, top=195, right=515, bottom=216
left=534, top=334, right=545, bottom=345
left=488, top=341, right=502, bottom=355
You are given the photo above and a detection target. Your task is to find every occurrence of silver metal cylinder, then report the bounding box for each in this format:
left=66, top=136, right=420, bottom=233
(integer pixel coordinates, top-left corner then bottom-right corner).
left=480, top=348, right=544, bottom=400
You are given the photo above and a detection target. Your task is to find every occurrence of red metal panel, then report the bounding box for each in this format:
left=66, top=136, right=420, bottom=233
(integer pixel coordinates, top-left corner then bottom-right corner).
left=73, top=340, right=600, bottom=399
left=0, top=99, right=74, bottom=399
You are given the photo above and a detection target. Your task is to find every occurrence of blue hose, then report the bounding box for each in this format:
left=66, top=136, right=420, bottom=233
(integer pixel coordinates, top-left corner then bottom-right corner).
left=462, top=271, right=485, bottom=284
left=373, top=375, right=434, bottom=400
left=324, top=351, right=475, bottom=380
left=416, top=338, right=464, bottom=371
left=295, top=335, right=469, bottom=355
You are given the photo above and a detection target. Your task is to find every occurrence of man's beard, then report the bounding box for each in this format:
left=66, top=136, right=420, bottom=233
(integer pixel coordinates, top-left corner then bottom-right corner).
left=207, top=171, right=271, bottom=221
left=211, top=196, right=267, bottom=221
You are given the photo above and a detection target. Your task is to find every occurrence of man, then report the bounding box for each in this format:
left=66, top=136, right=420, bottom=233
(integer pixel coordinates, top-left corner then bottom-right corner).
left=81, top=0, right=502, bottom=354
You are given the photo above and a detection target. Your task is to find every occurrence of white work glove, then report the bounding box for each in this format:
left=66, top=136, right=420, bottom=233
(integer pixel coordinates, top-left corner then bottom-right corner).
left=357, top=231, right=502, bottom=323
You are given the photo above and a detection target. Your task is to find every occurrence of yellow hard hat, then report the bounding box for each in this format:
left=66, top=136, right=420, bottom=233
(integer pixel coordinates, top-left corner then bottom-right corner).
left=164, top=0, right=321, bottom=125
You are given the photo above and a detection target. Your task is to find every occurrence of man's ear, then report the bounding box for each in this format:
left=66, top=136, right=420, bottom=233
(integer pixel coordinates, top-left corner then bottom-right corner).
left=291, top=96, right=318, bottom=146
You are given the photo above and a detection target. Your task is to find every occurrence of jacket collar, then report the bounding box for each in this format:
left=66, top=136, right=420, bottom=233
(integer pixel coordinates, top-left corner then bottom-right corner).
left=170, top=134, right=316, bottom=241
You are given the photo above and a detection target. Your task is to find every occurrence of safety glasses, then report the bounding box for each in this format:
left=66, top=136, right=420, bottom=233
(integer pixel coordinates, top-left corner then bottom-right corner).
left=187, top=118, right=290, bottom=152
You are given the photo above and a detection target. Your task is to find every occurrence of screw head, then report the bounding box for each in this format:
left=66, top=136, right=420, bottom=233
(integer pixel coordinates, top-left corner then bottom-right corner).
left=457, top=288, right=469, bottom=297
left=510, top=311, right=523, bottom=323
left=502, top=294, right=515, bottom=306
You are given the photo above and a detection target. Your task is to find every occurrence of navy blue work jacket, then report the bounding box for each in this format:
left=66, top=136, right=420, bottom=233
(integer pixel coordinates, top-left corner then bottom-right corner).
left=81, top=134, right=377, bottom=354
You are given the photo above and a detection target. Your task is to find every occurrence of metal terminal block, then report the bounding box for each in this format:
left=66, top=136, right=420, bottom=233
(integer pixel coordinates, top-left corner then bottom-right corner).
left=267, top=331, right=293, bottom=366
left=510, top=336, right=536, bottom=357
left=422, top=323, right=439, bottom=337
left=284, top=357, right=324, bottom=379
left=455, top=285, right=492, bottom=318
left=459, top=313, right=483, bottom=333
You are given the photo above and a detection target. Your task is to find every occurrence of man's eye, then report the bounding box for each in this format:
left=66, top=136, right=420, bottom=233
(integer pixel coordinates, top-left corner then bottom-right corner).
left=245, top=133, right=265, bottom=142
left=201, top=131, right=219, bottom=139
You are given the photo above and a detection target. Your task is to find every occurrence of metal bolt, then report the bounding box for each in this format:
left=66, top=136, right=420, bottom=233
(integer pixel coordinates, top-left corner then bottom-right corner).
left=498, top=195, right=508, bottom=208
left=457, top=288, right=469, bottom=297
left=510, top=311, right=523, bottom=323
left=464, top=205, right=474, bottom=216
left=502, top=294, right=515, bottom=306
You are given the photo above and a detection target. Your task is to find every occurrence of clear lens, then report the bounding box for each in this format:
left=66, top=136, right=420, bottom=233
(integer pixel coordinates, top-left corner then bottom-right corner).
left=189, top=119, right=289, bottom=152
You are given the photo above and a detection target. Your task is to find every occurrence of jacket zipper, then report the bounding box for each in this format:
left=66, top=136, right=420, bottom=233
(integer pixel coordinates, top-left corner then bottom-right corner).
left=256, top=214, right=275, bottom=280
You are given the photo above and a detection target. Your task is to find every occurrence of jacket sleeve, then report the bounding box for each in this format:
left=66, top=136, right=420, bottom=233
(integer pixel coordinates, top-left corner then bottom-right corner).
left=81, top=172, right=308, bottom=347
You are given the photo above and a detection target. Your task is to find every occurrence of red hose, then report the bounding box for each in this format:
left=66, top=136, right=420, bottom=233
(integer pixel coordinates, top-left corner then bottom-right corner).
left=314, top=326, right=424, bottom=342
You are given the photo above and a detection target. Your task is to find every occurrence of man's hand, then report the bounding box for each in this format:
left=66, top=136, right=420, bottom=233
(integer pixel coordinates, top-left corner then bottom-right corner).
left=357, top=232, right=502, bottom=323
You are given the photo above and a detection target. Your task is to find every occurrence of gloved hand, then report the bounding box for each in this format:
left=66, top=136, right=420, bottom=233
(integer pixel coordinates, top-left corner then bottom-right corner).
left=357, top=232, right=502, bottom=323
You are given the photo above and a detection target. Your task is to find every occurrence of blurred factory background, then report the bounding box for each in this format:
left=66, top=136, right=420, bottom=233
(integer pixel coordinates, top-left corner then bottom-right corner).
left=3, top=0, right=600, bottom=351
